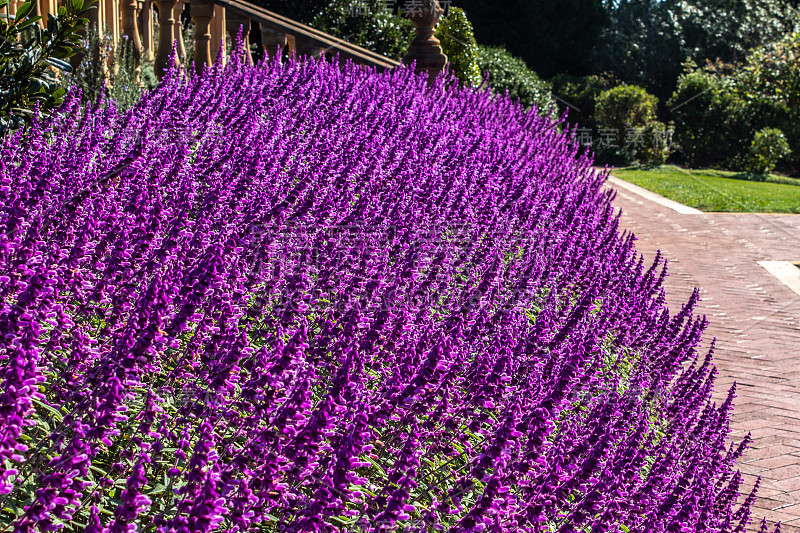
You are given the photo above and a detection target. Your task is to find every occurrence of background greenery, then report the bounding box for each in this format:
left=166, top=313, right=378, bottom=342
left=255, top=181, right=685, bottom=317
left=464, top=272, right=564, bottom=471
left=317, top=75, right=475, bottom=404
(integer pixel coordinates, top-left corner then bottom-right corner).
left=476, top=45, right=555, bottom=115
left=0, top=0, right=88, bottom=132
left=435, top=7, right=480, bottom=87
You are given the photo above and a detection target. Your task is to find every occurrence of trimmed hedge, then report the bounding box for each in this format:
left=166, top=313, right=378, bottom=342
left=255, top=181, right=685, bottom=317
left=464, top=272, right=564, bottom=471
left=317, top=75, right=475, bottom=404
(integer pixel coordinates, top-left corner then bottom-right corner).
left=476, top=44, right=555, bottom=115
left=435, top=7, right=481, bottom=87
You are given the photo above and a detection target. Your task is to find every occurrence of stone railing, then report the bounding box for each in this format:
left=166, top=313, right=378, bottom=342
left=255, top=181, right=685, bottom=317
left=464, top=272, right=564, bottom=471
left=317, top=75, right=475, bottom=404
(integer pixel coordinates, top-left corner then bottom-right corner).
left=4, top=0, right=448, bottom=82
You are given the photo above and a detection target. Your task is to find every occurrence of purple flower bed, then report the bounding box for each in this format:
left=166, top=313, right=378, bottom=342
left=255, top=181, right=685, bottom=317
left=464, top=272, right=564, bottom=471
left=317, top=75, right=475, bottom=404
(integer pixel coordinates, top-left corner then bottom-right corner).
left=0, top=54, right=760, bottom=532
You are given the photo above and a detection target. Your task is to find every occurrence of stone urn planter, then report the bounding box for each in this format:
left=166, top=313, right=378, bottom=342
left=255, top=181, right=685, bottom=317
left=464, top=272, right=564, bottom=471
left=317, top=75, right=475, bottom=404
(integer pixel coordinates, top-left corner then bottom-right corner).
left=402, top=0, right=447, bottom=83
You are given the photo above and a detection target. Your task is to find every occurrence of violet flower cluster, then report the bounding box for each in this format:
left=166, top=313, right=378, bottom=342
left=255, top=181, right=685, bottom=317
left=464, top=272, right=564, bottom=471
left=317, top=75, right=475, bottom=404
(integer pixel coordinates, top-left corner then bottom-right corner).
left=0, top=53, right=765, bottom=532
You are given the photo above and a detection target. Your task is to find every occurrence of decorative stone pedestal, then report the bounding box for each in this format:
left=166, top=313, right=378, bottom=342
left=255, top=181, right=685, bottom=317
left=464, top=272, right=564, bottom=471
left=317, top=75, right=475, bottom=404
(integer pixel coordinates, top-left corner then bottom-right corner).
left=402, top=0, right=447, bottom=84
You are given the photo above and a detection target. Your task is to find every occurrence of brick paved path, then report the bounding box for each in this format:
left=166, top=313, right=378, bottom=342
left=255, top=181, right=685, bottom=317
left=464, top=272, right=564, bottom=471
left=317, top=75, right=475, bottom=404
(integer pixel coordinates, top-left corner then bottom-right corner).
left=606, top=175, right=800, bottom=531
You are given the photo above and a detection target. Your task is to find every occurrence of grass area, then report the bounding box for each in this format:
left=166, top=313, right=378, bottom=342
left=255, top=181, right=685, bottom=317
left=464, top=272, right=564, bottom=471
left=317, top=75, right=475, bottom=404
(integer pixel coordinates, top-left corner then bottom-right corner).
left=611, top=165, right=800, bottom=213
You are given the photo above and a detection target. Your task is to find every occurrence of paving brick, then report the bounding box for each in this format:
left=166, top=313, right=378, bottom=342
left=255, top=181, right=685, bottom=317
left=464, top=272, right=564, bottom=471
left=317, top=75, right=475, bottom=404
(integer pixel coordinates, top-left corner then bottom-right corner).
left=761, top=464, right=800, bottom=482
left=607, top=174, right=800, bottom=527
left=746, top=456, right=800, bottom=470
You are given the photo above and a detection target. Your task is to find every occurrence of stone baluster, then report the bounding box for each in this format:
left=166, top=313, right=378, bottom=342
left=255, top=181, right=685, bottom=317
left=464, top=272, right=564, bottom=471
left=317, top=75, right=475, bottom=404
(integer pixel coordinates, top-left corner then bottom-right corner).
left=121, top=0, right=142, bottom=83
left=139, top=0, right=155, bottom=61
left=226, top=12, right=252, bottom=64
left=85, top=0, right=103, bottom=62
left=402, top=0, right=447, bottom=84
left=285, top=33, right=296, bottom=55
left=260, top=26, right=286, bottom=60
left=173, top=1, right=186, bottom=63
left=190, top=0, right=213, bottom=73
left=297, top=39, right=324, bottom=61
left=104, top=0, right=120, bottom=53
left=153, top=0, right=179, bottom=79
left=210, top=4, right=226, bottom=66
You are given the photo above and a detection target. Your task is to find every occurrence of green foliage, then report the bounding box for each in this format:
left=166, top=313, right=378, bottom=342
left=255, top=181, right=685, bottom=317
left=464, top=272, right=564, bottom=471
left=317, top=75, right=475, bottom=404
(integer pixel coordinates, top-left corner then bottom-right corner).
left=551, top=72, right=617, bottom=129
left=594, top=0, right=800, bottom=99
left=746, top=127, right=791, bottom=179
left=594, top=84, right=664, bottom=164
left=310, top=1, right=413, bottom=61
left=738, top=32, right=800, bottom=110
left=639, top=121, right=674, bottom=166
left=595, top=83, right=656, bottom=133
left=280, top=0, right=411, bottom=61
left=667, top=68, right=753, bottom=169
left=667, top=47, right=800, bottom=174
left=457, top=0, right=606, bottom=77
left=0, top=0, right=90, bottom=133
left=476, top=45, right=555, bottom=116
left=735, top=32, right=800, bottom=174
left=434, top=7, right=480, bottom=87
left=65, top=27, right=157, bottom=111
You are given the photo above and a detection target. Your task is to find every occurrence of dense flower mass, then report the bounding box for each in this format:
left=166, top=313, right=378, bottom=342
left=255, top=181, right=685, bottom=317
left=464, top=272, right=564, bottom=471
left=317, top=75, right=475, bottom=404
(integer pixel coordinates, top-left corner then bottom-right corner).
left=0, top=53, right=761, bottom=532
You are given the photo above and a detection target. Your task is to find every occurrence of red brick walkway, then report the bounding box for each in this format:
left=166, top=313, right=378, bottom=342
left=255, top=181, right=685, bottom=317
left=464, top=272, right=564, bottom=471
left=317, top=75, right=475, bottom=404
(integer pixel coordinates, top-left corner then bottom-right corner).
left=606, top=175, right=800, bottom=531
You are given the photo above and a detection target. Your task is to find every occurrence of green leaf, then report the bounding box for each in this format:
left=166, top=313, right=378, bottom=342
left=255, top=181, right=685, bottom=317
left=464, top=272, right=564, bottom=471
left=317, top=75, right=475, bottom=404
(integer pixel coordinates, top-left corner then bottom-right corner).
left=70, top=0, right=83, bottom=11
left=45, top=57, right=72, bottom=71
left=144, top=483, right=167, bottom=495
left=13, top=1, right=33, bottom=21
left=363, top=455, right=387, bottom=476
left=16, top=15, right=42, bottom=29
left=32, top=397, right=65, bottom=423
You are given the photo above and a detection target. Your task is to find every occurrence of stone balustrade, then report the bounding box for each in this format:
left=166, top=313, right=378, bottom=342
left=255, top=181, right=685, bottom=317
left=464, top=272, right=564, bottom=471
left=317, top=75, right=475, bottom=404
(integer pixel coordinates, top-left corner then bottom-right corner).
left=5, top=0, right=449, bottom=83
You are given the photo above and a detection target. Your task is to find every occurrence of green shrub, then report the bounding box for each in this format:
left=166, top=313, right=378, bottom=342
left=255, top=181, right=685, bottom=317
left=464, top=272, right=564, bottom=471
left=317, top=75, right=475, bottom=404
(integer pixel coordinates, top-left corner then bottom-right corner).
left=310, top=0, right=413, bottom=61
left=594, top=84, right=661, bottom=164
left=66, top=26, right=157, bottom=111
left=435, top=7, right=481, bottom=87
left=476, top=45, right=555, bottom=115
left=746, top=127, right=791, bottom=179
left=550, top=72, right=617, bottom=129
left=0, top=0, right=90, bottom=133
left=667, top=68, right=753, bottom=169
left=735, top=33, right=800, bottom=174
left=639, top=121, right=674, bottom=165
left=595, top=84, right=657, bottom=135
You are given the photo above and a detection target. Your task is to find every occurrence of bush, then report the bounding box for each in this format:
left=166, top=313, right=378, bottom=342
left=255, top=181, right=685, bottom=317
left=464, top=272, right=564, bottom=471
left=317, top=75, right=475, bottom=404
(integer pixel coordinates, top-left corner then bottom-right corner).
left=595, top=84, right=656, bottom=136
left=638, top=121, right=675, bottom=165
left=550, top=72, right=618, bottom=129
left=66, top=26, right=157, bottom=111
left=594, top=84, right=663, bottom=164
left=0, top=0, right=89, bottom=133
left=666, top=37, right=800, bottom=175
left=0, top=57, right=757, bottom=532
left=735, top=32, right=800, bottom=174
left=667, top=68, right=753, bottom=169
left=476, top=44, right=555, bottom=115
left=435, top=7, right=481, bottom=87
left=310, top=0, right=413, bottom=61
left=746, top=127, right=791, bottom=178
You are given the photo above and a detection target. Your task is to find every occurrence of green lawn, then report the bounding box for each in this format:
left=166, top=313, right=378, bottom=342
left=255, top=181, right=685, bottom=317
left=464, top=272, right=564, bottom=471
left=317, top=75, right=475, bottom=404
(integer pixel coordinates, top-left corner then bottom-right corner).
left=611, top=165, right=800, bottom=213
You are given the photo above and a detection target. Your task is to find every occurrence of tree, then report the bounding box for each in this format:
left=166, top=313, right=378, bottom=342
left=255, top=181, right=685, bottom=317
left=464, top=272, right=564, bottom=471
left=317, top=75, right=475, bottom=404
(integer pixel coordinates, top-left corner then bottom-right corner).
left=455, top=0, right=606, bottom=77
left=593, top=0, right=800, bottom=100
